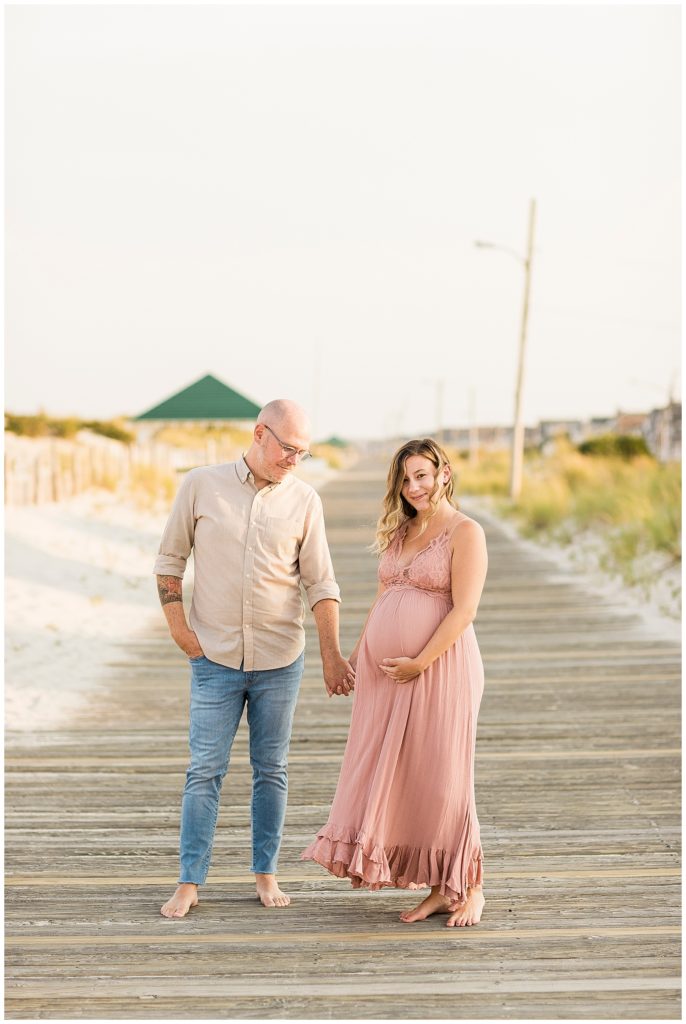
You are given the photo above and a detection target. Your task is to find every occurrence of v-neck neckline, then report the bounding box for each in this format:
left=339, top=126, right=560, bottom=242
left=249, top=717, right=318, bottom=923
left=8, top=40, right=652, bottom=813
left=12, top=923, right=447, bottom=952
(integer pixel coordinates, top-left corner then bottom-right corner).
left=395, top=522, right=450, bottom=572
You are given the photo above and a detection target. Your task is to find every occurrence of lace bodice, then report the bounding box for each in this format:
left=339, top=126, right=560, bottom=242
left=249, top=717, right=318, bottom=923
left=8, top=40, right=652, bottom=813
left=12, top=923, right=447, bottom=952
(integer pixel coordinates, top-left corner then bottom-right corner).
left=378, top=523, right=454, bottom=595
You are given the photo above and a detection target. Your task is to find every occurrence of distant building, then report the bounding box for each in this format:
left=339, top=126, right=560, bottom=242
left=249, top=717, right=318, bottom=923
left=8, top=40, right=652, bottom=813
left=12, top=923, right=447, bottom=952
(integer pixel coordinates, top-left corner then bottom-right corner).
left=372, top=401, right=681, bottom=462
left=441, top=425, right=513, bottom=451
left=475, top=425, right=513, bottom=450
left=614, top=411, right=648, bottom=437
left=586, top=416, right=616, bottom=437
left=524, top=424, right=542, bottom=447
left=643, top=401, right=681, bottom=462
left=133, top=374, right=261, bottom=442
left=539, top=419, right=585, bottom=452
left=439, top=428, right=471, bottom=449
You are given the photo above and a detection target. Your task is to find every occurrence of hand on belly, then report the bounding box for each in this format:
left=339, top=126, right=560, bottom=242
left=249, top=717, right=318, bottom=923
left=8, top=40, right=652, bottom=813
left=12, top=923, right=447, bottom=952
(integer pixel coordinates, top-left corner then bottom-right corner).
left=378, top=657, right=424, bottom=683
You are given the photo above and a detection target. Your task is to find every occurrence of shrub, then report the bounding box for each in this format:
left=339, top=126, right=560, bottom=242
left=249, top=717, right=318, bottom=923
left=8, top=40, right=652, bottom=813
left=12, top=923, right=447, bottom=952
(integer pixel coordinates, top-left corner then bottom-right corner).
left=5, top=413, right=50, bottom=437
left=578, top=434, right=650, bottom=460
left=5, top=413, right=134, bottom=443
left=51, top=418, right=82, bottom=439
left=82, top=420, right=135, bottom=444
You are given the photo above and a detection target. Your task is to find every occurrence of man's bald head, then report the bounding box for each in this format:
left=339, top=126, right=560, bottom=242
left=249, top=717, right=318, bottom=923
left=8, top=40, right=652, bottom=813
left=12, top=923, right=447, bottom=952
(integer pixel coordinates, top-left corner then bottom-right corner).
left=257, top=400, right=311, bottom=438
left=245, top=399, right=312, bottom=487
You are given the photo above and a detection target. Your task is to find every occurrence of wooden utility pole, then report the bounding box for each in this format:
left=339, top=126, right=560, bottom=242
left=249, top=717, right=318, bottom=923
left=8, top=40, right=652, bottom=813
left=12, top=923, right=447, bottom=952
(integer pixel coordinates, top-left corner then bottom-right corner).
left=436, top=379, right=444, bottom=444
left=509, top=198, right=536, bottom=501
left=311, top=341, right=321, bottom=441
left=469, top=388, right=478, bottom=465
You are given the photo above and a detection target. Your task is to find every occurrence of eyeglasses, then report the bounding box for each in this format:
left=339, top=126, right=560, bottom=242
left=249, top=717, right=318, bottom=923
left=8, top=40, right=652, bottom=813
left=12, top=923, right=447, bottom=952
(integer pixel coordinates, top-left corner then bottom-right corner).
left=262, top=423, right=311, bottom=461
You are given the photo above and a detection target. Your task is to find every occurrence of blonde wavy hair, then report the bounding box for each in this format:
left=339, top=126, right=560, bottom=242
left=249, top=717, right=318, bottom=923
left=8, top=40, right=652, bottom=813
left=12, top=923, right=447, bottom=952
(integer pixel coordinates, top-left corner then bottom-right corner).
left=372, top=438, right=458, bottom=555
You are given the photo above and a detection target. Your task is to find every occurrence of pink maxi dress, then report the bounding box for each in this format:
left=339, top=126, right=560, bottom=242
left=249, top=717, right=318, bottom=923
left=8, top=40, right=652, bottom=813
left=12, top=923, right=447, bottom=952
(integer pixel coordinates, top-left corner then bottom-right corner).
left=302, top=520, right=485, bottom=905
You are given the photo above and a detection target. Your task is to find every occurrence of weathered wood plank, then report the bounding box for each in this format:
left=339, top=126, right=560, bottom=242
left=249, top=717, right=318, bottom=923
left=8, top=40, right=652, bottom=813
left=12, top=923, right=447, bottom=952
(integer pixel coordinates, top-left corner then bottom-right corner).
left=1, top=994, right=678, bottom=1020
left=6, top=976, right=681, bottom=998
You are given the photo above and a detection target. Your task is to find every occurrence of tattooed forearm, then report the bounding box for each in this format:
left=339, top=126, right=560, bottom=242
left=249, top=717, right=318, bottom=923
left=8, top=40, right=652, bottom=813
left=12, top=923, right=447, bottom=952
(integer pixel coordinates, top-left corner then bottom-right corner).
left=156, top=574, right=193, bottom=648
left=157, top=575, right=183, bottom=606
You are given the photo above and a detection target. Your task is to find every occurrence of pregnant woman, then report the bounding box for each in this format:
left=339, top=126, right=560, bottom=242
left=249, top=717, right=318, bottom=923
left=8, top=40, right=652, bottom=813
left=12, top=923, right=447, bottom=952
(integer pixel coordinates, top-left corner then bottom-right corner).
left=302, top=437, right=488, bottom=927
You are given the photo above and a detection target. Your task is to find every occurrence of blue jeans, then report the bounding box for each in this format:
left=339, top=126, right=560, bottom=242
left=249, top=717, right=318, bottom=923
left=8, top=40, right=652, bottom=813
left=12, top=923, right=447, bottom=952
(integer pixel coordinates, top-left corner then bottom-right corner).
left=178, top=651, right=305, bottom=884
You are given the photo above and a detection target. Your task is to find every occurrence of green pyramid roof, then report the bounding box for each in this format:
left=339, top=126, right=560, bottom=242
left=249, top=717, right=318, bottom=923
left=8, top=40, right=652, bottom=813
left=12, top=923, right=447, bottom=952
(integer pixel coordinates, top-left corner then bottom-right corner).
left=135, top=374, right=261, bottom=422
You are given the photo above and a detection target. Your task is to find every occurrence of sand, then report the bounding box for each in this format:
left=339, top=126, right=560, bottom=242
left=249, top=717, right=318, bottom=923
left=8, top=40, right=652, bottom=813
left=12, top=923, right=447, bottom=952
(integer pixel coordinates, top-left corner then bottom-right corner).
left=5, top=491, right=173, bottom=732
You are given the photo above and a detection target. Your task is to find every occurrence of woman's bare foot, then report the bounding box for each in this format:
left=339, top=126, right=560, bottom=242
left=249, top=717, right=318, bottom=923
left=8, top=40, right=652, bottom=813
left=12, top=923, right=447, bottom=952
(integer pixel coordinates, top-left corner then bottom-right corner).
left=446, top=886, right=485, bottom=927
left=160, top=883, right=199, bottom=918
left=400, top=886, right=453, bottom=923
left=255, top=873, right=290, bottom=908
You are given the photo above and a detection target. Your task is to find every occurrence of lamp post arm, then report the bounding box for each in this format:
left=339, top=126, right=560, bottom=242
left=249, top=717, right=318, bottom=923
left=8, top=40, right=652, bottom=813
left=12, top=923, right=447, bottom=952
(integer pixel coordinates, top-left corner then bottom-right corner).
left=474, top=240, right=527, bottom=267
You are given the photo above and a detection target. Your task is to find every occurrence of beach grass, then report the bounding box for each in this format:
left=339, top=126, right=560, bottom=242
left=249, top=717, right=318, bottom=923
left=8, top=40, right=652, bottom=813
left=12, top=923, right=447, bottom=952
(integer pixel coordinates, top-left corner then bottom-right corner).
left=451, top=439, right=681, bottom=586
left=126, top=465, right=178, bottom=510
left=153, top=423, right=253, bottom=449
left=310, top=442, right=355, bottom=469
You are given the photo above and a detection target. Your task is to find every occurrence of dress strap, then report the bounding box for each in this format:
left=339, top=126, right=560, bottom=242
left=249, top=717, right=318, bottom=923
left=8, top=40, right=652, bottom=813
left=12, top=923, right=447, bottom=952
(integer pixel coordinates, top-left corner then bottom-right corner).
left=446, top=516, right=466, bottom=543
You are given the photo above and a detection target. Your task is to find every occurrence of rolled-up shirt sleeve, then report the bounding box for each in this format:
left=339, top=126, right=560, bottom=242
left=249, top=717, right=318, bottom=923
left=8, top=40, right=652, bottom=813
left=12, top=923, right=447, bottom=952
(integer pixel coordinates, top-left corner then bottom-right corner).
left=153, top=471, right=197, bottom=578
left=299, top=492, right=341, bottom=609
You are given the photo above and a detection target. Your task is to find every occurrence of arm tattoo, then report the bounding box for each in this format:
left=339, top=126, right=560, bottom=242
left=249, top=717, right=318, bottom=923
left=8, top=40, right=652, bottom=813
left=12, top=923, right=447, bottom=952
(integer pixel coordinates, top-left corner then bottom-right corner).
left=157, top=575, right=183, bottom=606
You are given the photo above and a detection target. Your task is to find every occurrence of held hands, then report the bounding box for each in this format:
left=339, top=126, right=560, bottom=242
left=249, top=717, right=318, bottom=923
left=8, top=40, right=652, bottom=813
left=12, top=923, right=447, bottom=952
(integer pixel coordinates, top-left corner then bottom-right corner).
left=379, top=657, right=424, bottom=683
left=323, top=654, right=356, bottom=698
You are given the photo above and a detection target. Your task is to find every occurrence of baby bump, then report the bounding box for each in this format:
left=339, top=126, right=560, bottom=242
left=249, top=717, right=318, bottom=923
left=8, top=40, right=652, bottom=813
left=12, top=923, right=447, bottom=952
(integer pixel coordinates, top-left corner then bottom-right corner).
left=364, top=588, right=449, bottom=664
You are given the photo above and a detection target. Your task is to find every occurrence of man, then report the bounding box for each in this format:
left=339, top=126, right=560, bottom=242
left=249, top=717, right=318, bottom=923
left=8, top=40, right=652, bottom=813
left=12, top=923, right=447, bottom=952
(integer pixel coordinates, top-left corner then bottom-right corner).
left=155, top=399, right=354, bottom=918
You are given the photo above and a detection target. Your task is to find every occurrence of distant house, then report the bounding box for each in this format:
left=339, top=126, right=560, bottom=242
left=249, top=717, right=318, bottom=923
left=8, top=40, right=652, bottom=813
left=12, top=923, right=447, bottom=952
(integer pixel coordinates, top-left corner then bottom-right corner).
left=440, top=425, right=514, bottom=451
left=587, top=416, right=616, bottom=437
left=132, top=374, right=261, bottom=441
left=387, top=404, right=682, bottom=463
left=475, top=425, right=513, bottom=450
left=437, top=427, right=468, bottom=448
left=539, top=419, right=585, bottom=448
left=643, top=401, right=681, bottom=462
left=524, top=424, right=542, bottom=447
left=614, top=411, right=648, bottom=437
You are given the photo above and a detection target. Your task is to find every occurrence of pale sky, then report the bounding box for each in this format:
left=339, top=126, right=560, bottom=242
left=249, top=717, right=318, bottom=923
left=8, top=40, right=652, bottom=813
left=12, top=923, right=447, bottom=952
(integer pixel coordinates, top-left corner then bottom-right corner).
left=5, top=2, right=682, bottom=440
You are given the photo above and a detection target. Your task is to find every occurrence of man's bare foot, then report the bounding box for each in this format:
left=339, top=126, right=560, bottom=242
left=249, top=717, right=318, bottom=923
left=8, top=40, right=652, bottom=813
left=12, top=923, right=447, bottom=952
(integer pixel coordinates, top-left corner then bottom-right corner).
left=255, top=873, right=291, bottom=908
left=160, top=883, right=199, bottom=918
left=400, top=886, right=453, bottom=923
left=446, top=886, right=485, bottom=927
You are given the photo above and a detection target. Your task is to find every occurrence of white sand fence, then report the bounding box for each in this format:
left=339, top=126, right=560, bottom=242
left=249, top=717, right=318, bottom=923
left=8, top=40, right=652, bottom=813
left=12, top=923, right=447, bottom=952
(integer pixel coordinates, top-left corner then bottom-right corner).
left=3, top=431, right=228, bottom=505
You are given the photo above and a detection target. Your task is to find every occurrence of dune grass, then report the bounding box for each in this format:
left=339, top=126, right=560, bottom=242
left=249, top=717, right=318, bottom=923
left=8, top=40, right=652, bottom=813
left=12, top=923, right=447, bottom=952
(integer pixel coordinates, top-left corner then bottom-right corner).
left=310, top=442, right=356, bottom=469
left=127, top=465, right=178, bottom=509
left=451, top=440, right=681, bottom=588
left=153, top=423, right=254, bottom=451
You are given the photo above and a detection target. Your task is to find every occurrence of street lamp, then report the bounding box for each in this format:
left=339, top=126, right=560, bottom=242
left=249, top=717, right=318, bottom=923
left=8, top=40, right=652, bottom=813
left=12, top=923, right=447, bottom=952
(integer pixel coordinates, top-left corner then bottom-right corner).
left=475, top=198, right=537, bottom=500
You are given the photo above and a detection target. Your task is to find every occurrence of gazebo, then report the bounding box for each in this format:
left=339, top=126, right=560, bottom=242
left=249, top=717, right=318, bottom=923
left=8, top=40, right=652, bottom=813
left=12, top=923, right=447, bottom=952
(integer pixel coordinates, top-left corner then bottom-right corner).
left=132, top=374, right=261, bottom=441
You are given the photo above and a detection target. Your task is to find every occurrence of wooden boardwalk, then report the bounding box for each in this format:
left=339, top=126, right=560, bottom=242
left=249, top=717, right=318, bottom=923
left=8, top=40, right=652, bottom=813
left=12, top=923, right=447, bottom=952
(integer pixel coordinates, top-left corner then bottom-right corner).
left=5, top=461, right=681, bottom=1019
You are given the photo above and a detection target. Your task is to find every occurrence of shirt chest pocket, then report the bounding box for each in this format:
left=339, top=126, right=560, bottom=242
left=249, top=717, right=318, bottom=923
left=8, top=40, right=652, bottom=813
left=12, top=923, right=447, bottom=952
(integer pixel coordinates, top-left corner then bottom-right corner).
left=264, top=516, right=302, bottom=564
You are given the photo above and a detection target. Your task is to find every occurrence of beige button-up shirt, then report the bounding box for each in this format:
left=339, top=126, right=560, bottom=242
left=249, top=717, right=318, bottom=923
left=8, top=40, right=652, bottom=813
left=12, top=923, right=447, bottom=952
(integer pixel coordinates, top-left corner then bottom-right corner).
left=153, top=456, right=340, bottom=671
